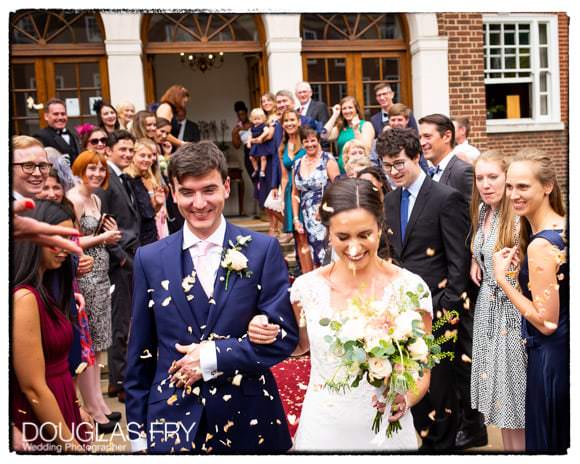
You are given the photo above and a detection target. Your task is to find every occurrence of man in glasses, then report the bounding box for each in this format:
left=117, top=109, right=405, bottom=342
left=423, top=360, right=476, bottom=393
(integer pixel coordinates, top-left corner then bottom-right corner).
left=12, top=135, right=51, bottom=200
left=378, top=128, right=471, bottom=451
left=34, top=98, right=81, bottom=165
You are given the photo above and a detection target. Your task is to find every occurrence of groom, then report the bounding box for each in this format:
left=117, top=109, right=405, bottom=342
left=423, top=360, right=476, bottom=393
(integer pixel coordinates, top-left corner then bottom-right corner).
left=125, top=141, right=299, bottom=453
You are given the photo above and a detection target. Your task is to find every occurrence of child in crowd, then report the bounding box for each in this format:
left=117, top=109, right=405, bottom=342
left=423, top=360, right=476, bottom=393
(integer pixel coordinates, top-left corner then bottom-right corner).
left=246, top=108, right=275, bottom=179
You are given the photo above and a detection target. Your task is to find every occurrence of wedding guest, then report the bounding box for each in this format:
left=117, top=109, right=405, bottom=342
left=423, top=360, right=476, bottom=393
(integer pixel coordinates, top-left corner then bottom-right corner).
left=154, top=117, right=174, bottom=160
left=125, top=138, right=167, bottom=245
left=370, top=82, right=418, bottom=136
left=12, top=135, right=50, bottom=200
left=116, top=101, right=136, bottom=131
left=342, top=139, right=373, bottom=178
left=292, top=128, right=339, bottom=267
left=247, top=108, right=275, bottom=179
left=356, top=165, right=390, bottom=202
left=469, top=150, right=526, bottom=451
left=175, top=107, right=200, bottom=143
left=36, top=168, right=66, bottom=203
left=493, top=148, right=568, bottom=452
left=131, top=110, right=157, bottom=141
left=33, top=98, right=81, bottom=165
left=82, top=127, right=109, bottom=157
left=12, top=200, right=90, bottom=451
left=69, top=151, right=122, bottom=432
left=95, top=100, right=120, bottom=135
left=278, top=110, right=311, bottom=269
left=323, top=96, right=375, bottom=174
left=452, top=117, right=481, bottom=164
left=156, top=84, right=189, bottom=148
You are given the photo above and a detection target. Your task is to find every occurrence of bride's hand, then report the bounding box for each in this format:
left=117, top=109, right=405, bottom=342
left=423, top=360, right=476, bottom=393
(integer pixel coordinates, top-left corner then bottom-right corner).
left=248, top=315, right=280, bottom=345
left=388, top=393, right=409, bottom=422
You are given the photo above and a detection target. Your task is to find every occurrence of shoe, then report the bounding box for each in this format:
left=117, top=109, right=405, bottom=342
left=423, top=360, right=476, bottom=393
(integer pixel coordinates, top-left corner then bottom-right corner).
left=454, top=429, right=488, bottom=450
left=95, top=419, right=117, bottom=435
left=107, top=385, right=120, bottom=398
left=117, top=389, right=126, bottom=404
left=106, top=411, right=122, bottom=422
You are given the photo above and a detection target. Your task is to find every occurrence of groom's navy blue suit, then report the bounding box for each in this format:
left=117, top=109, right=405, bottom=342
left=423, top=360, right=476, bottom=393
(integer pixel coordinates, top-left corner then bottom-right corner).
left=125, top=222, right=298, bottom=453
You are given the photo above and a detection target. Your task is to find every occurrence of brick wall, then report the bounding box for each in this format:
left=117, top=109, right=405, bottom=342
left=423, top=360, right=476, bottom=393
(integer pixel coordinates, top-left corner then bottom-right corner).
left=436, top=12, right=569, bottom=188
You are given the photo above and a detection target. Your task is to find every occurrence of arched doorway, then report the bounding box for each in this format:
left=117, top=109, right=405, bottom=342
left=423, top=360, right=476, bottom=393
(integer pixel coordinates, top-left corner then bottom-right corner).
left=10, top=10, right=110, bottom=135
left=141, top=13, right=268, bottom=217
left=300, top=13, right=412, bottom=119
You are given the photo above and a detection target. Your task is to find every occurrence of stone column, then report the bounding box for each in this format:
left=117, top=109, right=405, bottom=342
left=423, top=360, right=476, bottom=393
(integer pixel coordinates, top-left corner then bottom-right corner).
left=262, top=14, right=303, bottom=95
left=100, top=12, right=146, bottom=110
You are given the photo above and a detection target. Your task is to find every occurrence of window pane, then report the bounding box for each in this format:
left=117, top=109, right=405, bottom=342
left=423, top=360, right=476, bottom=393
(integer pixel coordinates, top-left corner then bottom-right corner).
left=518, top=30, right=530, bottom=45
left=504, top=31, right=515, bottom=45
left=491, top=57, right=501, bottom=69
left=306, top=59, right=325, bottom=82
left=486, top=82, right=532, bottom=119
left=540, top=95, right=548, bottom=115
left=54, top=63, right=76, bottom=89
left=81, top=90, right=101, bottom=117
left=540, top=47, right=549, bottom=68
left=301, top=14, right=325, bottom=40
left=539, top=23, right=548, bottom=45
left=519, top=55, right=530, bottom=69
left=79, top=62, right=100, bottom=88
left=11, top=63, right=36, bottom=91
left=328, top=58, right=346, bottom=81
left=362, top=58, right=380, bottom=82
left=490, top=24, right=501, bottom=32
left=505, top=56, right=516, bottom=69
left=540, top=71, right=548, bottom=92
left=490, top=32, right=501, bottom=46
left=383, top=59, right=399, bottom=81
left=505, top=47, right=516, bottom=56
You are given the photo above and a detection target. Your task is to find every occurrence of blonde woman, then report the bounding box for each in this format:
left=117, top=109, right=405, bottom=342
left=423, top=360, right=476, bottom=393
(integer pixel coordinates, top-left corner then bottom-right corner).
left=469, top=150, right=526, bottom=451
left=116, top=101, right=136, bottom=131
left=124, top=138, right=167, bottom=244
left=342, top=139, right=373, bottom=177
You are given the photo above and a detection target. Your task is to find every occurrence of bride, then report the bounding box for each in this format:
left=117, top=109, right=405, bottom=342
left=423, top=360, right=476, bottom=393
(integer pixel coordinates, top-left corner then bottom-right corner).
left=248, top=178, right=432, bottom=451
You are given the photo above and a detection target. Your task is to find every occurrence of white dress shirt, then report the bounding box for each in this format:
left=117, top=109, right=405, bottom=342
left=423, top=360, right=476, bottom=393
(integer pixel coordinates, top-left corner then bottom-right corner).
left=451, top=140, right=481, bottom=161
left=300, top=99, right=311, bottom=116
left=403, top=170, right=427, bottom=220
left=431, top=152, right=455, bottom=183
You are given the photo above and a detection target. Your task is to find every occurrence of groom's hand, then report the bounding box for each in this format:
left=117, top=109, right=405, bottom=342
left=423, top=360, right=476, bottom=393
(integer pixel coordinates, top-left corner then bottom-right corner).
left=169, top=343, right=202, bottom=388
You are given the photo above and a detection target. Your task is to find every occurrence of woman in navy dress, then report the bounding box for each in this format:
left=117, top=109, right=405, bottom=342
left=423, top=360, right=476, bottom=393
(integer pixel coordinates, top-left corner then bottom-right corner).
left=493, top=148, right=568, bottom=452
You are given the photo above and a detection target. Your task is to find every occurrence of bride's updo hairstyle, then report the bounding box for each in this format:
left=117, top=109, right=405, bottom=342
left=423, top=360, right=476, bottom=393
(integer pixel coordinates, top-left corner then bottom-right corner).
left=320, top=177, right=390, bottom=258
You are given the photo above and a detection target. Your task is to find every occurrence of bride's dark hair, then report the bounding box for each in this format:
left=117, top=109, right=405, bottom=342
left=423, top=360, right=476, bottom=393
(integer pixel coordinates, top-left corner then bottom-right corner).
left=319, top=177, right=390, bottom=258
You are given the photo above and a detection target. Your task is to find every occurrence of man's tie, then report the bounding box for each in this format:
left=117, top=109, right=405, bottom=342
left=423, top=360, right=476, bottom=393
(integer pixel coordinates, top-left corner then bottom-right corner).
left=428, top=165, right=441, bottom=178
left=119, top=173, right=136, bottom=205
left=400, top=189, right=411, bottom=241
left=193, top=241, right=216, bottom=297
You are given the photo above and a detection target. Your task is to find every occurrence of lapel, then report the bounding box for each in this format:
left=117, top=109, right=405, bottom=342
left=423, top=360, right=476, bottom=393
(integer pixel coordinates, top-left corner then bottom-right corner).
left=203, top=222, right=245, bottom=337
left=386, top=188, right=403, bottom=255
left=161, top=230, right=204, bottom=338
left=108, top=166, right=139, bottom=218
left=402, top=176, right=433, bottom=250
left=48, top=128, right=71, bottom=154
left=439, top=154, right=456, bottom=186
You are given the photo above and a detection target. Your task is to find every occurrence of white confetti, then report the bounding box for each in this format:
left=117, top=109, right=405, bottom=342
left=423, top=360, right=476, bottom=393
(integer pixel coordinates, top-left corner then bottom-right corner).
left=147, top=289, right=154, bottom=293
left=187, top=326, right=192, bottom=334
left=192, top=387, right=200, bottom=396
left=75, top=362, right=88, bottom=375
left=109, top=284, right=115, bottom=294
left=161, top=280, right=170, bottom=290
left=287, top=414, right=297, bottom=425
left=186, top=295, right=194, bottom=301
left=257, top=284, right=262, bottom=290
left=208, top=298, right=216, bottom=305
left=232, top=374, right=243, bottom=386
left=140, top=349, right=153, bottom=359
left=281, top=329, right=287, bottom=339
left=148, top=300, right=155, bottom=308
left=249, top=419, right=258, bottom=426
left=162, top=296, right=172, bottom=307
left=223, top=395, right=232, bottom=402
left=209, top=387, right=217, bottom=396
left=544, top=320, right=558, bottom=330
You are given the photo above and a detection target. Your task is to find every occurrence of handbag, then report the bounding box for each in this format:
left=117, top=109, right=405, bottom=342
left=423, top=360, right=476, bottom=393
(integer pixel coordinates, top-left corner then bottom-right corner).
left=264, top=187, right=284, bottom=213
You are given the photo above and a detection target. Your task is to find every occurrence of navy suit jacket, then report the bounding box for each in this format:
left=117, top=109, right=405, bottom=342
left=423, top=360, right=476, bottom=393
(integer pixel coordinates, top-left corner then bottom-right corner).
left=125, top=222, right=298, bottom=452
left=305, top=99, right=330, bottom=126
left=384, top=176, right=470, bottom=313
left=370, top=109, right=418, bottom=137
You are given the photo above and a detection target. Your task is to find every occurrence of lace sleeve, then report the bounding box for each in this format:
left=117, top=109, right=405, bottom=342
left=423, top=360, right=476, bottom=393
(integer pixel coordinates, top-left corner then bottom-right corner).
left=406, top=270, right=433, bottom=317
left=289, top=275, right=305, bottom=305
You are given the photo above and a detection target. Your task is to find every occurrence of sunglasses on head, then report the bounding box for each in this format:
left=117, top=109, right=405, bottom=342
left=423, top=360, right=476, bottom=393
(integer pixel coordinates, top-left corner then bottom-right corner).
left=89, top=137, right=108, bottom=146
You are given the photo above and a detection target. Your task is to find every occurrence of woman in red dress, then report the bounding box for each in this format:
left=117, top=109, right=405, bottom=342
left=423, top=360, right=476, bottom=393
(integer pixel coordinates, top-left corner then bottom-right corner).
left=12, top=200, right=91, bottom=452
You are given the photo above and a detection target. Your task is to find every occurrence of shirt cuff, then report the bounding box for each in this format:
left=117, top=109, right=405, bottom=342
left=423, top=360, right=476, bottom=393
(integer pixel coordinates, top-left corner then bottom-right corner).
left=199, top=341, right=219, bottom=381
left=130, top=437, right=148, bottom=453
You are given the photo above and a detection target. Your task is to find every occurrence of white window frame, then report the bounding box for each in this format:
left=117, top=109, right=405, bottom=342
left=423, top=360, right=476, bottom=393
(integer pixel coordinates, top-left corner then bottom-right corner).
left=483, top=14, right=563, bottom=133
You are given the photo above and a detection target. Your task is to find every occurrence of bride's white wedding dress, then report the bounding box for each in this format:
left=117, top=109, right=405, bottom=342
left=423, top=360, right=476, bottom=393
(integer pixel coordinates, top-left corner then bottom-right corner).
left=290, top=268, right=433, bottom=451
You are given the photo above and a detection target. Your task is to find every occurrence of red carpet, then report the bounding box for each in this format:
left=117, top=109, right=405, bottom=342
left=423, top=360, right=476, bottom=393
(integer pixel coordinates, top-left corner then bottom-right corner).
left=271, top=355, right=311, bottom=437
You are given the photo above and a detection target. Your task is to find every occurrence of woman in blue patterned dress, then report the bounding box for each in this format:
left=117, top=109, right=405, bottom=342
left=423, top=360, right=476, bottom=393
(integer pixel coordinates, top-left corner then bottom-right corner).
left=493, top=148, right=568, bottom=452
left=291, top=128, right=339, bottom=267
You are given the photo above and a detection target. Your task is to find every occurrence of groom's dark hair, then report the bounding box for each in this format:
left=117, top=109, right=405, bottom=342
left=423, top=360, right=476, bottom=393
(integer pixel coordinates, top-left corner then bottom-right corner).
left=168, top=140, right=228, bottom=184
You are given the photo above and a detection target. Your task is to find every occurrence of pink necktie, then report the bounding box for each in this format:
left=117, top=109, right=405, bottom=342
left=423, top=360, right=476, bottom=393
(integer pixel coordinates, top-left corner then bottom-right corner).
left=194, top=241, right=215, bottom=297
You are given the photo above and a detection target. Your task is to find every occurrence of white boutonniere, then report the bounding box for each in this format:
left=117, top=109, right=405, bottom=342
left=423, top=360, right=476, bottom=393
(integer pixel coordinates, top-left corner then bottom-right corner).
left=221, top=235, right=253, bottom=290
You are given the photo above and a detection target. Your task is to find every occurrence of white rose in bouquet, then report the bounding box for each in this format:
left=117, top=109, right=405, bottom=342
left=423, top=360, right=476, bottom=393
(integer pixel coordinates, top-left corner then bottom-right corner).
left=392, top=310, right=422, bottom=340
left=338, top=317, right=367, bottom=342
left=364, top=329, right=389, bottom=351
left=225, top=250, right=248, bottom=271
left=408, top=337, right=429, bottom=362
left=368, top=357, right=392, bottom=381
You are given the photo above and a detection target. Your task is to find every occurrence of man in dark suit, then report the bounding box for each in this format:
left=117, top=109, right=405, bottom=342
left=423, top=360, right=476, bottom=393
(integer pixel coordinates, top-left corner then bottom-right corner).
left=295, top=81, right=330, bottom=126
left=370, top=83, right=418, bottom=138
left=175, top=107, right=201, bottom=143
left=33, top=98, right=81, bottom=165
left=378, top=128, right=471, bottom=450
left=419, top=113, right=486, bottom=449
left=96, top=130, right=141, bottom=403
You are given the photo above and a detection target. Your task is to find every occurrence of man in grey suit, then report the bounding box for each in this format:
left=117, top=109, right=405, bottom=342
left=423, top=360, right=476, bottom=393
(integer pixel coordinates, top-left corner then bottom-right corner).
left=96, top=130, right=141, bottom=403
left=295, top=81, right=330, bottom=126
left=419, top=113, right=486, bottom=449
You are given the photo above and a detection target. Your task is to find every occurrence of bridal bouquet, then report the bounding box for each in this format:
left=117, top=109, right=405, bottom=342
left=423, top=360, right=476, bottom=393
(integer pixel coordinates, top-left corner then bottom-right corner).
left=320, top=283, right=457, bottom=438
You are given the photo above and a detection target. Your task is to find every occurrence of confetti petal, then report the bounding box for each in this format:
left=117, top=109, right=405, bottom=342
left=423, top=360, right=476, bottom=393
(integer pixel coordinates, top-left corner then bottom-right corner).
left=109, top=284, right=116, bottom=294
left=543, top=320, right=558, bottom=330
left=75, top=361, right=88, bottom=375
left=287, top=414, right=297, bottom=425
left=224, top=420, right=234, bottom=432
left=187, top=295, right=194, bottom=301
left=161, top=280, right=170, bottom=290
left=428, top=410, right=436, bottom=421
left=148, top=299, right=155, bottom=308
left=461, top=354, right=472, bottom=363
left=437, top=278, right=448, bottom=289
left=249, top=419, right=258, bottom=426
left=223, top=395, right=232, bottom=402
left=232, top=374, right=243, bottom=386
left=420, top=429, right=430, bottom=438
left=162, top=296, right=172, bottom=306
left=167, top=394, right=178, bottom=406
left=140, top=349, right=153, bottom=359
left=426, top=248, right=435, bottom=256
